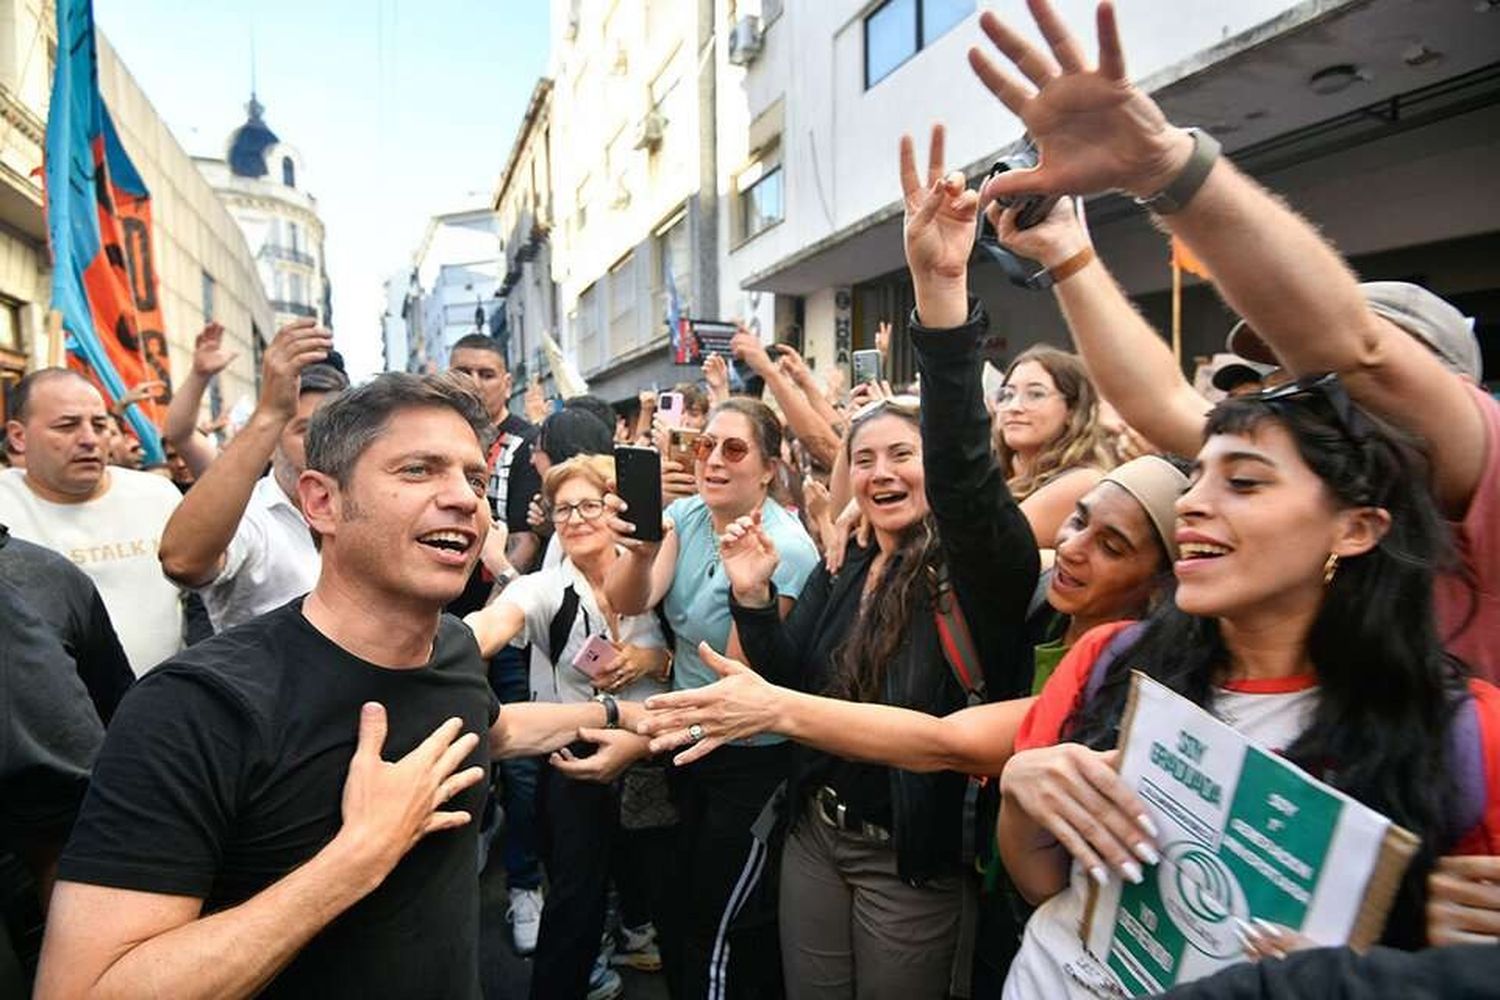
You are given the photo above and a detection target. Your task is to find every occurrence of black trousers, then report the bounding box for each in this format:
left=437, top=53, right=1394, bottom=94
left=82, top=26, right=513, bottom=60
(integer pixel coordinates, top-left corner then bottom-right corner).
left=530, top=762, right=618, bottom=1000
left=667, top=742, right=793, bottom=1000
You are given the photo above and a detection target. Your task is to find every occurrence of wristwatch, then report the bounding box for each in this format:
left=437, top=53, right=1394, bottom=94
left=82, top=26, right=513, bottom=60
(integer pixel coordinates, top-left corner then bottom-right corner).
left=593, top=692, right=620, bottom=729
left=1135, top=128, right=1221, bottom=215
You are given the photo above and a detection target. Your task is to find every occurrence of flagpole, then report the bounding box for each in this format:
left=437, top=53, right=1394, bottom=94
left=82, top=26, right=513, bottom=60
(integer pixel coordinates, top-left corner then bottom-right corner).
left=1171, top=258, right=1182, bottom=367
left=45, top=309, right=65, bottom=368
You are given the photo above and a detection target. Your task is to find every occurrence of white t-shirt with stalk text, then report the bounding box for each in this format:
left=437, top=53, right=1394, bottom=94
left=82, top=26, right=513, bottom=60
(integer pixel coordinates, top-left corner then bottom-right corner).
left=0, top=467, right=184, bottom=675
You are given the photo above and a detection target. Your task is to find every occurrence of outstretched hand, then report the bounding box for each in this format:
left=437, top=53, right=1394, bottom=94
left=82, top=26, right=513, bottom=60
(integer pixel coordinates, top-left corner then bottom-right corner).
left=968, top=0, right=1192, bottom=202
left=639, top=642, right=775, bottom=765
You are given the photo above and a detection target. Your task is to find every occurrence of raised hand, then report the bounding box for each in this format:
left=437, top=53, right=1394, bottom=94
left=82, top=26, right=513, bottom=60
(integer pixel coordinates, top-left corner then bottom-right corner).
left=334, top=703, right=486, bottom=883
left=639, top=642, right=774, bottom=765
left=718, top=510, right=780, bottom=606
left=900, top=124, right=978, bottom=329
left=258, top=318, right=333, bottom=423
left=875, top=321, right=892, bottom=360
left=115, top=380, right=167, bottom=411
left=702, top=354, right=730, bottom=402
left=772, top=343, right=813, bottom=389
left=968, top=1, right=1193, bottom=202
left=191, top=322, right=237, bottom=378
left=991, top=195, right=1092, bottom=270
left=730, top=324, right=775, bottom=376
left=524, top=378, right=548, bottom=425
left=549, top=727, right=651, bottom=783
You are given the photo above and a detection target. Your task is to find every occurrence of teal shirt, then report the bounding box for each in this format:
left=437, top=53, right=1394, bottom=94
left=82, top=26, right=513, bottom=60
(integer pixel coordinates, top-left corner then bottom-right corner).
left=663, top=496, right=818, bottom=745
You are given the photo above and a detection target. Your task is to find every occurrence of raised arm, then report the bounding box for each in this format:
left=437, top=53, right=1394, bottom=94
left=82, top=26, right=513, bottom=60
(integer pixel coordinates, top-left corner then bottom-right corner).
left=996, top=198, right=1209, bottom=457
left=163, top=324, right=235, bottom=477
left=732, top=328, right=843, bottom=469
left=462, top=598, right=527, bottom=659
left=36, top=706, right=483, bottom=1000
left=602, top=511, right=678, bottom=615
left=158, top=321, right=331, bottom=588
left=970, top=0, right=1485, bottom=511
left=900, top=124, right=1040, bottom=696
left=773, top=344, right=846, bottom=443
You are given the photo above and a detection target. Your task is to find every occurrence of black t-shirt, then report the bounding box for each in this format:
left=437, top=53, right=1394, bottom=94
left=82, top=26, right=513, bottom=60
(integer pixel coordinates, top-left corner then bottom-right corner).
left=0, top=525, right=133, bottom=723
left=57, top=600, right=497, bottom=999
left=0, top=576, right=104, bottom=854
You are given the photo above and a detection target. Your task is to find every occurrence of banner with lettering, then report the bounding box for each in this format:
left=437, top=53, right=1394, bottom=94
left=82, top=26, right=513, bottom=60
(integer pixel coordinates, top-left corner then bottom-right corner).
left=44, top=0, right=170, bottom=462
left=1083, top=673, right=1417, bottom=996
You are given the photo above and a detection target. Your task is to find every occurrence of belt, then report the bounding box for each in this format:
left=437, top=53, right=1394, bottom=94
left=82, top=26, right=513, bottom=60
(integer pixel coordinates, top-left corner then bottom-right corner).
left=812, top=786, right=891, bottom=843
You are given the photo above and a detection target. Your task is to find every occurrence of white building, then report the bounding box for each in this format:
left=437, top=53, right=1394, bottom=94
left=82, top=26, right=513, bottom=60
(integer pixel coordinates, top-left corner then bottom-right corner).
left=403, top=206, right=503, bottom=372
left=194, top=94, right=331, bottom=336
left=0, top=1, right=272, bottom=420
left=724, top=0, right=1500, bottom=384
left=380, top=269, right=410, bottom=373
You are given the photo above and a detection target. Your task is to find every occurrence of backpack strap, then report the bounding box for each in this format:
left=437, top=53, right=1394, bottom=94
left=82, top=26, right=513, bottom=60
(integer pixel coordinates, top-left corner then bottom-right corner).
left=931, top=564, right=990, bottom=869
left=546, top=584, right=582, bottom=667
left=1082, top=620, right=1148, bottom=709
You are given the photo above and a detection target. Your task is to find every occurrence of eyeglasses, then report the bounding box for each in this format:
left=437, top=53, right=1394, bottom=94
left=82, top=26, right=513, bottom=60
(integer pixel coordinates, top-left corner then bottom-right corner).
left=548, top=498, right=607, bottom=524
left=692, top=434, right=752, bottom=464
left=995, top=385, right=1064, bottom=410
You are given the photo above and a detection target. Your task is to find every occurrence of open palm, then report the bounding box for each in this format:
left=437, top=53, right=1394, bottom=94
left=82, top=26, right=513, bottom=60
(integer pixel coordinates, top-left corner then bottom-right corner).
left=900, top=124, right=979, bottom=285
left=719, top=513, right=780, bottom=601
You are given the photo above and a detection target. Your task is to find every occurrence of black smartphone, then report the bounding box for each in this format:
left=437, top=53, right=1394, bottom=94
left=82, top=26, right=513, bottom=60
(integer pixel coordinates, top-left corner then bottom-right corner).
left=613, top=445, right=664, bottom=542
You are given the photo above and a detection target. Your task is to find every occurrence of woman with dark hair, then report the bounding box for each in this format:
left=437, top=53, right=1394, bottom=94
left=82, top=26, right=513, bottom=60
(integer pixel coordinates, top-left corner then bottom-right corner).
left=606, top=395, right=820, bottom=999
left=998, top=376, right=1500, bottom=998
left=995, top=344, right=1114, bottom=546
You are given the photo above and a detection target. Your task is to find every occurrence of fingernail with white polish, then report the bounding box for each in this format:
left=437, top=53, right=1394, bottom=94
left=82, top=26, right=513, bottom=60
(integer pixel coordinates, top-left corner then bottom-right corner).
left=1135, top=842, right=1161, bottom=865
left=1089, top=865, right=1109, bottom=887
left=1137, top=814, right=1160, bottom=840
left=1253, top=917, right=1283, bottom=936
left=1120, top=861, right=1144, bottom=884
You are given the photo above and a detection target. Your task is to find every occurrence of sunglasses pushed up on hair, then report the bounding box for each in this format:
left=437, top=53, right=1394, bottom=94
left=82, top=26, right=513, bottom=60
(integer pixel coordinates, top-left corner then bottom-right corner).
left=692, top=433, right=752, bottom=464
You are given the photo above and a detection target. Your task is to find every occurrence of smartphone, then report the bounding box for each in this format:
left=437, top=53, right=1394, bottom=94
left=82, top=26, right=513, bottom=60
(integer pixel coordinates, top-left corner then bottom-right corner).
left=853, top=349, right=882, bottom=386
left=667, top=427, right=701, bottom=468
left=613, top=445, right=664, bottom=542
left=571, top=634, right=618, bottom=679
left=657, top=391, right=684, bottom=429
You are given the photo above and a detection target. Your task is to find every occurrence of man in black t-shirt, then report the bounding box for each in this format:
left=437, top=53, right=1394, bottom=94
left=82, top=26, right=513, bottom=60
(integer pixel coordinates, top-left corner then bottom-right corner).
left=37, top=373, right=640, bottom=999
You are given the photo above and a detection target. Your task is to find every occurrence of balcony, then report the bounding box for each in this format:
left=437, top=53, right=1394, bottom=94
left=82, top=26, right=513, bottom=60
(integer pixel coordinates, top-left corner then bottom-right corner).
left=262, top=243, right=316, bottom=268
left=270, top=300, right=318, bottom=318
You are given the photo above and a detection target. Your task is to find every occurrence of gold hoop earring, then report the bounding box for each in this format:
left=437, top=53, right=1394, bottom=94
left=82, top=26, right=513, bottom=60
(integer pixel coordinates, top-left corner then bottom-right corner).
left=1323, top=553, right=1340, bottom=586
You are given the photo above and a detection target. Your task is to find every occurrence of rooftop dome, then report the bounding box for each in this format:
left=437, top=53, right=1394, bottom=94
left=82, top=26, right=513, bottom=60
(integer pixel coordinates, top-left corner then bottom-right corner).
left=226, top=93, right=279, bottom=179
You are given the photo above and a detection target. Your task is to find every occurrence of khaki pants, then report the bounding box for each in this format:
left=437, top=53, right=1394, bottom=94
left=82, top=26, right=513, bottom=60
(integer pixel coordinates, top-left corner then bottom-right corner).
left=779, top=814, right=962, bottom=999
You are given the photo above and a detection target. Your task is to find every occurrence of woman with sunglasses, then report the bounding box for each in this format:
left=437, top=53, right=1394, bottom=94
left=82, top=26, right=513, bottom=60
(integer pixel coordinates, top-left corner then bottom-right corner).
left=465, top=455, right=670, bottom=1000
left=605, top=396, right=821, bottom=1000
left=995, top=374, right=1500, bottom=999
left=994, top=344, right=1115, bottom=548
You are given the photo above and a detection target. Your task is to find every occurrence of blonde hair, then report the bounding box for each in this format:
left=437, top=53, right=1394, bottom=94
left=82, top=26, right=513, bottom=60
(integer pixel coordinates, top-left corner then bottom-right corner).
left=996, top=345, right=1114, bottom=499
left=542, top=453, right=615, bottom=504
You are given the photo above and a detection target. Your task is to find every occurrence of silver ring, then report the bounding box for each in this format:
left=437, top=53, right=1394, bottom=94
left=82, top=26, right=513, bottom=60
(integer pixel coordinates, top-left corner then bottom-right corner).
left=687, top=723, right=705, bottom=744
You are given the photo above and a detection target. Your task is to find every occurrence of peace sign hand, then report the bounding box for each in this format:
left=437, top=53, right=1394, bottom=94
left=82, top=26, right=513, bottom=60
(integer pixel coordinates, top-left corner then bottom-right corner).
left=900, top=124, right=978, bottom=330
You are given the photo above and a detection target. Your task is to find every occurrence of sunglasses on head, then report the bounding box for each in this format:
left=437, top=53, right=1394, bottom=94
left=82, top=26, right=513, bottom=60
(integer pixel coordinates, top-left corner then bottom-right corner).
left=692, top=434, right=752, bottom=464
left=1245, top=372, right=1369, bottom=441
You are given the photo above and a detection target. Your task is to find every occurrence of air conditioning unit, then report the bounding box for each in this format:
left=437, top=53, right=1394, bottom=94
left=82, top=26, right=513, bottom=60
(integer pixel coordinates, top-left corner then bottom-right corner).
left=728, top=15, right=763, bottom=67
left=633, top=109, right=667, bottom=151
left=610, top=177, right=631, bottom=210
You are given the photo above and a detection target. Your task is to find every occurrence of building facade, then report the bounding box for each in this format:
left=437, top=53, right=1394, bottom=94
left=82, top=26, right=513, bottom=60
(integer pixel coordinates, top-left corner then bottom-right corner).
left=194, top=95, right=331, bottom=337
left=402, top=206, right=503, bottom=373
left=725, top=0, right=1500, bottom=385
left=493, top=77, right=558, bottom=400
left=0, top=0, right=272, bottom=421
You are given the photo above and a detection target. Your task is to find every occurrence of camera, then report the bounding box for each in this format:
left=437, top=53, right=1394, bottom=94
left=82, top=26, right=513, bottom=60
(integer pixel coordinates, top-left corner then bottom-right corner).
left=971, top=135, right=1063, bottom=290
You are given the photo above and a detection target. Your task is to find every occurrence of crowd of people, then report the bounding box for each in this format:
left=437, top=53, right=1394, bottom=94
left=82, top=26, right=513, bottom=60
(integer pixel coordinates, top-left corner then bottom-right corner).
left=3, top=2, right=1498, bottom=998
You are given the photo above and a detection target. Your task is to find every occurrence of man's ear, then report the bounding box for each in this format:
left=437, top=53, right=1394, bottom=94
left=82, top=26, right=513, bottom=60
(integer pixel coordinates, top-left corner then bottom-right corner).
left=299, top=470, right=341, bottom=542
left=1331, top=505, right=1392, bottom=560
left=5, top=420, right=25, bottom=456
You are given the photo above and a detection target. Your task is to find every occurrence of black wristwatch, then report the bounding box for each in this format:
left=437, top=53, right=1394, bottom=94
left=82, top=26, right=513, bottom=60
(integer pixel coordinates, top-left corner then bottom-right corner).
left=593, top=692, right=620, bottom=729
left=1135, top=128, right=1221, bottom=215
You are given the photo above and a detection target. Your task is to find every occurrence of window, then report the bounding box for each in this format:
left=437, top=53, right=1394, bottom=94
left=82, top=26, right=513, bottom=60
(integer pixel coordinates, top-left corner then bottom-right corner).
left=282, top=156, right=296, bottom=188
left=738, top=161, right=783, bottom=241
left=654, top=210, right=692, bottom=324
left=577, top=284, right=601, bottom=371
left=200, top=271, right=216, bottom=321
left=0, top=297, right=21, bottom=352
left=288, top=272, right=306, bottom=306
left=288, top=221, right=301, bottom=253
left=864, top=0, right=973, bottom=88
left=608, top=252, right=638, bottom=356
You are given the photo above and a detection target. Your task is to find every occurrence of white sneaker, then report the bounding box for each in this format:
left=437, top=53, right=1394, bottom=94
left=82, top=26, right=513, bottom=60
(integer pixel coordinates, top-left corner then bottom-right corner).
left=508, top=887, right=543, bottom=955
left=611, top=922, right=662, bottom=972
left=586, top=956, right=624, bottom=1000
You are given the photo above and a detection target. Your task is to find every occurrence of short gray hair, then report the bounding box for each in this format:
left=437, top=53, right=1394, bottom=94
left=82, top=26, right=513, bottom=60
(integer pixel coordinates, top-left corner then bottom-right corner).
left=305, top=372, right=493, bottom=486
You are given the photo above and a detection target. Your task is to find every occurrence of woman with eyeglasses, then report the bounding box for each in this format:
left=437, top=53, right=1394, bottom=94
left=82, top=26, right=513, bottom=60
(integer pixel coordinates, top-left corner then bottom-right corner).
left=605, top=396, right=821, bottom=1000
left=465, top=455, right=670, bottom=1000
left=995, top=345, right=1115, bottom=547
left=995, top=372, right=1500, bottom=998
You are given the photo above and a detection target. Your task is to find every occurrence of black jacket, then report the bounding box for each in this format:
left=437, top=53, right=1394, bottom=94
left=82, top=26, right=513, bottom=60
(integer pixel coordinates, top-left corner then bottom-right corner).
left=731, top=301, right=1039, bottom=883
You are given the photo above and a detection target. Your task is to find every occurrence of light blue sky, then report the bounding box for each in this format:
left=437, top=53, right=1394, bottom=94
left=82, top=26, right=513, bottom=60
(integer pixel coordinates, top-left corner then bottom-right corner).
left=95, top=0, right=551, bottom=378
